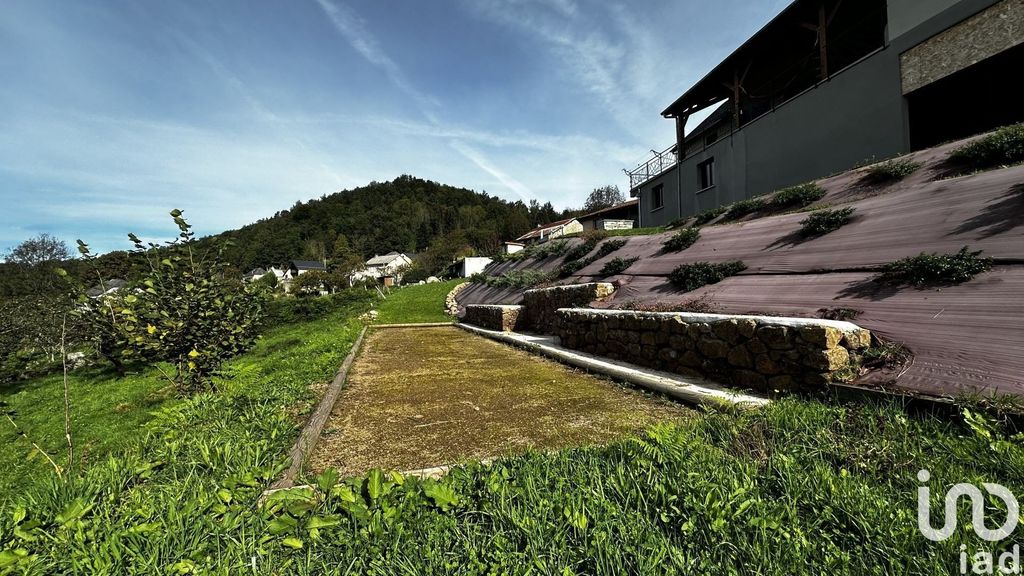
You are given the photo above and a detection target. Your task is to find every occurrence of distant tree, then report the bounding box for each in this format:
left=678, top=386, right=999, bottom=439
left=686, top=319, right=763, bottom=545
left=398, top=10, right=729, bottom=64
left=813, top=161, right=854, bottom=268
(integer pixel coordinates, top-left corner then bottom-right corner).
left=582, top=185, right=625, bottom=213
left=330, top=235, right=364, bottom=284
left=291, top=270, right=331, bottom=297
left=4, top=233, right=70, bottom=266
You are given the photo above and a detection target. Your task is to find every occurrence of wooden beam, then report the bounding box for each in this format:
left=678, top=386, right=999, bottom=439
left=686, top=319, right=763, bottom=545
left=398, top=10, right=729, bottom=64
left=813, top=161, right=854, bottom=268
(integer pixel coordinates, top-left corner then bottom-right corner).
left=732, top=68, right=741, bottom=129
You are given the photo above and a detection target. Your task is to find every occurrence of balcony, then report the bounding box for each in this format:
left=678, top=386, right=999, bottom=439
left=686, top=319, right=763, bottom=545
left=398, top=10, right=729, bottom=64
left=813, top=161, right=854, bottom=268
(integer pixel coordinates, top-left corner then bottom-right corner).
left=625, top=144, right=677, bottom=191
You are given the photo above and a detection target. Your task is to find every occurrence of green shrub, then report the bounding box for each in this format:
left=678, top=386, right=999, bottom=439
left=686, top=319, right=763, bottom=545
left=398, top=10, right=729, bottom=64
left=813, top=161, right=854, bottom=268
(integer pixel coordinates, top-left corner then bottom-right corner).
left=771, top=183, right=825, bottom=209
left=866, top=158, right=921, bottom=183
left=662, top=228, right=700, bottom=252
left=599, top=256, right=639, bottom=276
left=667, top=261, right=747, bottom=292
left=948, top=123, right=1024, bottom=171
left=528, top=239, right=570, bottom=259
left=475, top=269, right=551, bottom=289
left=264, top=290, right=375, bottom=325
left=595, top=239, right=627, bottom=258
left=799, top=207, right=856, bottom=237
left=725, top=198, right=766, bottom=220
left=558, top=259, right=587, bottom=278
left=693, top=206, right=727, bottom=226
left=879, top=246, right=992, bottom=286
left=74, top=210, right=265, bottom=394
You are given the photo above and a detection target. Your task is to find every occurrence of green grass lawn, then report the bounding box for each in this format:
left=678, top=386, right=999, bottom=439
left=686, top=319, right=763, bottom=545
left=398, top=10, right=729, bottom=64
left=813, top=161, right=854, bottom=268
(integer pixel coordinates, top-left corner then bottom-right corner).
left=372, top=279, right=463, bottom=324
left=2, top=283, right=1022, bottom=574
left=0, top=365, right=174, bottom=494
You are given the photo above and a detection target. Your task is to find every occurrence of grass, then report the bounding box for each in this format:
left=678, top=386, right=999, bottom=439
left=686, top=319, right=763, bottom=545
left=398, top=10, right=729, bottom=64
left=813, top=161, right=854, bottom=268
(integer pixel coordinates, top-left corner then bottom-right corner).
left=308, top=326, right=688, bottom=476
left=372, top=279, right=463, bottom=324
left=0, top=367, right=173, bottom=494
left=3, top=281, right=1023, bottom=573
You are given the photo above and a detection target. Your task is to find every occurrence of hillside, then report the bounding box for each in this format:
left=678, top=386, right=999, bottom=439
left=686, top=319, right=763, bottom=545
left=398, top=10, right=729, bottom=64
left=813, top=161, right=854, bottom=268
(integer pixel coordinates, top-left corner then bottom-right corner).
left=206, top=175, right=569, bottom=274
left=457, top=130, right=1024, bottom=401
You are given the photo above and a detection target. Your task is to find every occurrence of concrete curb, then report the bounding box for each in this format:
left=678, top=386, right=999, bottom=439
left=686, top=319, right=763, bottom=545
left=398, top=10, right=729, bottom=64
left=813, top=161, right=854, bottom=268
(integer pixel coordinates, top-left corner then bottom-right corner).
left=269, top=326, right=368, bottom=491
left=372, top=322, right=455, bottom=329
left=456, top=323, right=770, bottom=410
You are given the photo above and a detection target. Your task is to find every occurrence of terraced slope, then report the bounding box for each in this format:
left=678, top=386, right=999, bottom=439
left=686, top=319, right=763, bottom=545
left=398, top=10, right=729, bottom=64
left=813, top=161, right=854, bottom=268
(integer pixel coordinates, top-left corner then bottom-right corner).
left=457, top=134, right=1024, bottom=400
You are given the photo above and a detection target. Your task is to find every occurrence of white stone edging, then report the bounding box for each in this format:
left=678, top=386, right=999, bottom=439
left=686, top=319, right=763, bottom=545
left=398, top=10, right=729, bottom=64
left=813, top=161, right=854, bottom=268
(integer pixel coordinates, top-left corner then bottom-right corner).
left=457, top=323, right=769, bottom=410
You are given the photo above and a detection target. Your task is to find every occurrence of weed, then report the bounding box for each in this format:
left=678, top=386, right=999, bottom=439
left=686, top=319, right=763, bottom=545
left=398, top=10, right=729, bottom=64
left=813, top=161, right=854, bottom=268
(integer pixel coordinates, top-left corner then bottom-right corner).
left=662, top=228, right=700, bottom=252
left=599, top=256, right=639, bottom=276
left=668, top=261, right=747, bottom=292
left=865, top=158, right=921, bottom=183
left=948, top=123, right=1024, bottom=172
left=799, top=207, right=856, bottom=237
left=860, top=341, right=911, bottom=370
left=878, top=246, right=993, bottom=286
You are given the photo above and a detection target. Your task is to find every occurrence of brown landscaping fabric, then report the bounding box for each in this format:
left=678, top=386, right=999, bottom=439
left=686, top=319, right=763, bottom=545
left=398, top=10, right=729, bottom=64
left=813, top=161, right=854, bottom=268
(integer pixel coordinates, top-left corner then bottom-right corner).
left=457, top=133, right=1024, bottom=399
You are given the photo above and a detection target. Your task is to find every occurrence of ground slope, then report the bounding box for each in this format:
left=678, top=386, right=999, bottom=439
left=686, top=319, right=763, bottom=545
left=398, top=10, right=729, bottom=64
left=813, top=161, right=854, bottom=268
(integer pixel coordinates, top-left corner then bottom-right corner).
left=458, top=134, right=1024, bottom=400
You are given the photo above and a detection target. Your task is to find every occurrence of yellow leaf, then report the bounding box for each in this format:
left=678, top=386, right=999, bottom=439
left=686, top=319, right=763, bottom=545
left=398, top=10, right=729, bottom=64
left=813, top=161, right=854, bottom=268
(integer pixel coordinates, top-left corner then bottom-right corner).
left=188, top=349, right=200, bottom=358
left=147, top=325, right=157, bottom=335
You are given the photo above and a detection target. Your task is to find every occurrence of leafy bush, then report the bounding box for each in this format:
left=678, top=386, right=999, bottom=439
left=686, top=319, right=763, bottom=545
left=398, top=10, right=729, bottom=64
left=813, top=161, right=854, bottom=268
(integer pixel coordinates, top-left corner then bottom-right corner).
left=725, top=198, right=766, bottom=220
left=817, top=307, right=862, bottom=321
left=263, top=290, right=375, bottom=325
left=866, top=158, right=921, bottom=183
left=474, top=269, right=551, bottom=289
left=528, top=240, right=570, bottom=260
left=557, top=238, right=628, bottom=278
left=74, top=210, right=265, bottom=394
left=693, top=206, right=727, bottom=226
left=799, top=207, right=856, bottom=237
left=595, top=238, right=627, bottom=258
left=879, top=246, right=992, bottom=287
left=667, top=261, right=747, bottom=292
left=599, top=256, right=639, bottom=276
left=948, top=123, right=1024, bottom=172
left=771, top=183, right=825, bottom=209
left=662, top=228, right=700, bottom=252
left=615, top=295, right=716, bottom=313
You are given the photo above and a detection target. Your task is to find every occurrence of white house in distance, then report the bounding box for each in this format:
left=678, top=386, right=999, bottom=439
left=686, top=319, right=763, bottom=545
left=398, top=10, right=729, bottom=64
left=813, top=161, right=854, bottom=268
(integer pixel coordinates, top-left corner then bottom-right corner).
left=515, top=218, right=583, bottom=244
left=352, top=251, right=413, bottom=286
left=453, top=256, right=493, bottom=278
left=502, top=241, right=524, bottom=255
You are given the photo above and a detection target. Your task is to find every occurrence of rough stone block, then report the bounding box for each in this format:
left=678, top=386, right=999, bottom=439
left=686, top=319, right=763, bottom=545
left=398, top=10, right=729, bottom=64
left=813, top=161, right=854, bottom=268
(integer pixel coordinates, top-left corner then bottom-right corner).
left=757, top=325, right=792, bottom=350
left=697, top=337, right=729, bottom=359
left=798, top=325, right=843, bottom=349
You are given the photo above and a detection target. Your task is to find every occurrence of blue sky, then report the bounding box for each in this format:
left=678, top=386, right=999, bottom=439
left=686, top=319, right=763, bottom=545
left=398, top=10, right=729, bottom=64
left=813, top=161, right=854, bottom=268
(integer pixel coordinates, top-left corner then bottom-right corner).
left=0, top=0, right=788, bottom=253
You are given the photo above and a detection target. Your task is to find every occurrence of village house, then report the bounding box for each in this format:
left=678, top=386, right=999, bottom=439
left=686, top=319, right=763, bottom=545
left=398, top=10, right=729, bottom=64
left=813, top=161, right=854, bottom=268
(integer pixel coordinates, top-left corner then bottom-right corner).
left=628, top=0, right=1023, bottom=226
left=287, top=260, right=326, bottom=279
left=515, top=218, right=583, bottom=244
left=577, top=199, right=639, bottom=231
left=351, top=251, right=412, bottom=286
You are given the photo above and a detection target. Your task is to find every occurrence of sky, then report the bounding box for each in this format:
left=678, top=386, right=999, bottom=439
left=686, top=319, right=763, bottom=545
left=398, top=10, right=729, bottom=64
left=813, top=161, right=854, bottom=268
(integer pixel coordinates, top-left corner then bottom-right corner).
left=0, top=0, right=789, bottom=254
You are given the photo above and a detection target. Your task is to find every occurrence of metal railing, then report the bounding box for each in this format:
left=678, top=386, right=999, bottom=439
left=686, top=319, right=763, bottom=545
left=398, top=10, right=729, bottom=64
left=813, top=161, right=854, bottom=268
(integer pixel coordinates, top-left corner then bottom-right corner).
left=625, top=144, right=678, bottom=189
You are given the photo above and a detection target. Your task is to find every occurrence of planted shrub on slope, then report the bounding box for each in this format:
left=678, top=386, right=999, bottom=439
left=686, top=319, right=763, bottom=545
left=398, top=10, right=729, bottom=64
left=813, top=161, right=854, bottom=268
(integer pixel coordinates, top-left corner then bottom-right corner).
left=668, top=261, right=747, bottom=292
left=599, top=256, right=639, bottom=276
left=879, top=247, right=992, bottom=286
left=662, top=228, right=700, bottom=252
left=948, top=123, right=1024, bottom=172
left=799, top=207, right=856, bottom=237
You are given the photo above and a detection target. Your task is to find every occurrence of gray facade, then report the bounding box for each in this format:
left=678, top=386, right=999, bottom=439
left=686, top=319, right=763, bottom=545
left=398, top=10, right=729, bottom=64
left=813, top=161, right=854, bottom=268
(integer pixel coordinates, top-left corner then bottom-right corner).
left=632, top=0, right=1016, bottom=224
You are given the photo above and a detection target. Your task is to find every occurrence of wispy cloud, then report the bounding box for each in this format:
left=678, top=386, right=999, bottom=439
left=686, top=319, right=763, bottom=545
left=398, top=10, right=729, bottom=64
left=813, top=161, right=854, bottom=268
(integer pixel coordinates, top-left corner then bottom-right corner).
left=312, top=0, right=440, bottom=120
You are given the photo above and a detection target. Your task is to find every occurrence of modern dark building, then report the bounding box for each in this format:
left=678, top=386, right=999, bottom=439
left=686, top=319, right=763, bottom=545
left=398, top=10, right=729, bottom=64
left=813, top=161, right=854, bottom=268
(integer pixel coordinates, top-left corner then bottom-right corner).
left=628, top=0, right=1023, bottom=226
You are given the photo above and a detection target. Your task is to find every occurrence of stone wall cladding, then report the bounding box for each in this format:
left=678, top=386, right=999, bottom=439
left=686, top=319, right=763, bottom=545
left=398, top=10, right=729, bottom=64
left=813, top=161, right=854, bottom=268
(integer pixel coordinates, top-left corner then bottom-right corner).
left=445, top=282, right=470, bottom=316
left=463, top=304, right=524, bottom=332
left=522, top=283, right=615, bottom=334
left=556, top=309, right=872, bottom=392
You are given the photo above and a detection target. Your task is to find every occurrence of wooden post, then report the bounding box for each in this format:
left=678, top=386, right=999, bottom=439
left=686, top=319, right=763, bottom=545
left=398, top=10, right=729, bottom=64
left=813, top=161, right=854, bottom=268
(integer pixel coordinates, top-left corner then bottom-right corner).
left=732, top=68, right=741, bottom=129
left=818, top=3, right=829, bottom=80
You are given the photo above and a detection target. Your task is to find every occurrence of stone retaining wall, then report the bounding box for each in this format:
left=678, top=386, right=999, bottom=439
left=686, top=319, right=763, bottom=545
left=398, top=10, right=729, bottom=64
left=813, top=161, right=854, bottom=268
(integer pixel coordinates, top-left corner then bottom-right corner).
left=556, top=309, right=871, bottom=392
left=463, top=305, right=524, bottom=332
left=521, top=283, right=615, bottom=334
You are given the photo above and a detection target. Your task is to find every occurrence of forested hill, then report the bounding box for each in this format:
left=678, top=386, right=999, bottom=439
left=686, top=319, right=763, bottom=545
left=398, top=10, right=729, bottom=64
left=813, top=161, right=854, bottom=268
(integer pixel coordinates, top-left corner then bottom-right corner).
left=208, top=175, right=572, bottom=273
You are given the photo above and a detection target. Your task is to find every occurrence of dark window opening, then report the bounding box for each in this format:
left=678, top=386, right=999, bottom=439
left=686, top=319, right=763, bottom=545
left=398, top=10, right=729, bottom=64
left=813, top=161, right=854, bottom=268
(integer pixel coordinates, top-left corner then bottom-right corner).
left=698, top=158, right=715, bottom=190
left=652, top=184, right=664, bottom=210
left=907, top=44, right=1024, bottom=150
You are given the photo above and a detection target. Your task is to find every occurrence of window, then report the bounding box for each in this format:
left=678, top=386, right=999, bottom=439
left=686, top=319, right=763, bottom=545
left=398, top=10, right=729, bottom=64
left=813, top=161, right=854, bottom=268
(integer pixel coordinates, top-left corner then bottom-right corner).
left=698, top=158, right=715, bottom=190
left=652, top=184, right=664, bottom=210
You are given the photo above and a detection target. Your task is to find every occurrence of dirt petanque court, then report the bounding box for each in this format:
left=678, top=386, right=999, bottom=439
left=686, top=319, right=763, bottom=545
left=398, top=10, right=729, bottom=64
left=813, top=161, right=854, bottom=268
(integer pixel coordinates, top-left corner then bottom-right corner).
left=307, top=325, right=690, bottom=476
